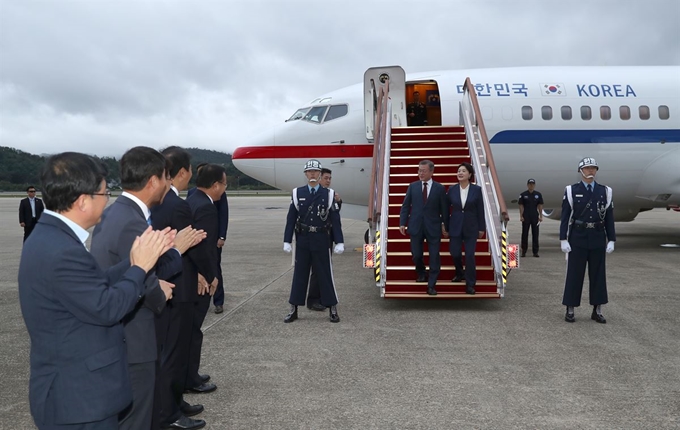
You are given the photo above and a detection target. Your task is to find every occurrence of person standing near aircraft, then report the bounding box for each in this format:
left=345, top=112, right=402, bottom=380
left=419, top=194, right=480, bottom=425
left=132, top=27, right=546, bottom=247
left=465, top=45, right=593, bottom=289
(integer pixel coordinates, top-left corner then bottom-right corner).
left=560, top=157, right=615, bottom=324
left=399, top=160, right=448, bottom=295
left=185, top=164, right=224, bottom=396
left=18, top=151, right=173, bottom=430
left=90, top=146, right=204, bottom=430
left=283, top=159, right=344, bottom=323
left=19, top=185, right=44, bottom=242
left=407, top=90, right=427, bottom=126
left=187, top=162, right=229, bottom=315
left=306, top=167, right=342, bottom=311
left=446, top=162, right=486, bottom=295
left=151, top=147, right=208, bottom=430
left=518, top=178, right=544, bottom=257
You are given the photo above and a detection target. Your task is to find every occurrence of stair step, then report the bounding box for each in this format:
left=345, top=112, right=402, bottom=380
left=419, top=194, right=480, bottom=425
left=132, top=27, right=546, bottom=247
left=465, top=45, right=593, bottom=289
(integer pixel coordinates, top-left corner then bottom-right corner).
left=389, top=155, right=471, bottom=165
left=392, top=126, right=465, bottom=134
left=391, top=140, right=467, bottom=147
left=382, top=292, right=501, bottom=299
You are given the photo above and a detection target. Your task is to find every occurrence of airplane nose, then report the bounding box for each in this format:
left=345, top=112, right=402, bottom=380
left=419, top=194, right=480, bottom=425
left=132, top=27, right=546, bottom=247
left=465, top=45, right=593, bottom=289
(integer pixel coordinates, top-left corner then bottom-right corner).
left=232, top=130, right=277, bottom=187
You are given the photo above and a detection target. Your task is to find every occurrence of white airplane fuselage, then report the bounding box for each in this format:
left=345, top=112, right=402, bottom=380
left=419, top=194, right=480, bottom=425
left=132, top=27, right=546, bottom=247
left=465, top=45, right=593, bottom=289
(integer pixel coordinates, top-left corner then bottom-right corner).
left=233, top=66, right=680, bottom=222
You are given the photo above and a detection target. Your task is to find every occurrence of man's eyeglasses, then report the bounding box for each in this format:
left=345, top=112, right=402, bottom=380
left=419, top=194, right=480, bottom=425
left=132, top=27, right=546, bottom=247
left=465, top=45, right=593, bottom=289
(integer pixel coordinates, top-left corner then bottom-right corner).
left=92, top=191, right=112, bottom=200
left=28, top=190, right=37, bottom=193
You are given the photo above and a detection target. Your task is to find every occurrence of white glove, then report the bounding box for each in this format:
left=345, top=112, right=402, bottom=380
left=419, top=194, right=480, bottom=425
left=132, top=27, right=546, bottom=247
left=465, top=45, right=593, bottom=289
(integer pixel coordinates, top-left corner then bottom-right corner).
left=283, top=242, right=292, bottom=253
left=333, top=243, right=344, bottom=254
left=560, top=240, right=571, bottom=253
left=606, top=241, right=615, bottom=254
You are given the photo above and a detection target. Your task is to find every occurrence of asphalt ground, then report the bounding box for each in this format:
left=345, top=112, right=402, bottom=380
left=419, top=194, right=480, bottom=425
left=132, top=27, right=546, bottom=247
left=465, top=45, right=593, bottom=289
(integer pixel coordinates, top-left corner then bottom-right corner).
left=1, top=196, right=678, bottom=429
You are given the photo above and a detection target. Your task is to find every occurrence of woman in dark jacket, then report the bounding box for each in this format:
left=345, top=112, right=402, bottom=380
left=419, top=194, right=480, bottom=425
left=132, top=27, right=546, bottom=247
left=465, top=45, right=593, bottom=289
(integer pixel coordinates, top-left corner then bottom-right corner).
left=445, top=162, right=486, bottom=294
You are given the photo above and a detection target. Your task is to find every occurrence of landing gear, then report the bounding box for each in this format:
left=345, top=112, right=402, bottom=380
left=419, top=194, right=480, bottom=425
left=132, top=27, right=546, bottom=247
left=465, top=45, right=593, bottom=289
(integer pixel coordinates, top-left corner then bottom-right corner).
left=364, top=229, right=370, bottom=244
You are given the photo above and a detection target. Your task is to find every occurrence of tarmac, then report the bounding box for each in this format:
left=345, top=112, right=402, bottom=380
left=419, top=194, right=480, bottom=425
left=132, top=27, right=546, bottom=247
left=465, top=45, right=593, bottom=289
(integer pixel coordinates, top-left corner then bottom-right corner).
left=0, top=196, right=678, bottom=429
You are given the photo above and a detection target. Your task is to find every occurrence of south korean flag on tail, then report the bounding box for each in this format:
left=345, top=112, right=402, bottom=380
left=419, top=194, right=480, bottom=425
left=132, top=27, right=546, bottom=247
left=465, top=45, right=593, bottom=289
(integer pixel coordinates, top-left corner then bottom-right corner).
left=540, top=83, right=566, bottom=96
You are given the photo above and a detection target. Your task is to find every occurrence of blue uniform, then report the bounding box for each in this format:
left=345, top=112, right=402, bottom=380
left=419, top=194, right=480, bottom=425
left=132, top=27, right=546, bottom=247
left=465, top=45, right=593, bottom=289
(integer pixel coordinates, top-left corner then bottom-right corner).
left=284, top=185, right=343, bottom=307
left=519, top=190, right=543, bottom=255
left=560, top=181, right=615, bottom=307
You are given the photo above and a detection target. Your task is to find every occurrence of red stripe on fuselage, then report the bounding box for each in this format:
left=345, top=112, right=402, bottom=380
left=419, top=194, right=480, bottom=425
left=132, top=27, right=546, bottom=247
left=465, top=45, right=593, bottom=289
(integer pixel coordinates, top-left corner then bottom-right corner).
left=232, top=145, right=373, bottom=160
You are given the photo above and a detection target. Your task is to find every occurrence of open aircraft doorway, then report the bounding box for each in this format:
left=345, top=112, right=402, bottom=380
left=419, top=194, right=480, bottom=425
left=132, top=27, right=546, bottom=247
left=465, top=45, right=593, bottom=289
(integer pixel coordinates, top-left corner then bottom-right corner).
left=406, top=81, right=442, bottom=126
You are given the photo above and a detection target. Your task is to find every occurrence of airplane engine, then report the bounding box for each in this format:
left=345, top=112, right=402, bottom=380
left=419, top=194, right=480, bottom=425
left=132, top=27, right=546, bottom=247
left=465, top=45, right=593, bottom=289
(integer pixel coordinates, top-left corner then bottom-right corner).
left=542, top=208, right=561, bottom=220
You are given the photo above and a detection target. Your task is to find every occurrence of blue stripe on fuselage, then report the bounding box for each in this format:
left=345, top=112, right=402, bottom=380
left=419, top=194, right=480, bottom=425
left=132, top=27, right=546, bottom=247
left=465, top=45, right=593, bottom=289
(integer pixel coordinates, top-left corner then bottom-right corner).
left=489, top=129, right=680, bottom=144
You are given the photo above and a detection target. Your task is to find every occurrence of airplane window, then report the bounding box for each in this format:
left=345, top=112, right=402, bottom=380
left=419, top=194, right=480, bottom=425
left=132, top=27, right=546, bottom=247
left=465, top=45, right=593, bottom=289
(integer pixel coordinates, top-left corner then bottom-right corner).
left=541, top=106, right=553, bottom=120
left=561, top=106, right=572, bottom=120
left=287, top=108, right=311, bottom=122
left=639, top=105, right=650, bottom=120
left=521, top=106, right=533, bottom=120
left=324, top=104, right=348, bottom=122
left=580, top=106, right=592, bottom=120
left=600, top=106, right=611, bottom=120
left=619, top=106, right=631, bottom=120
left=659, top=105, right=670, bottom=120
left=303, top=106, right=329, bottom=123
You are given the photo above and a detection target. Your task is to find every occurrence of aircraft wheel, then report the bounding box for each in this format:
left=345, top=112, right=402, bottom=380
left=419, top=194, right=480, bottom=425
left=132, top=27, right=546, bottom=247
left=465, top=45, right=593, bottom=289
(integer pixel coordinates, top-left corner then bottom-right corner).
left=364, top=229, right=370, bottom=244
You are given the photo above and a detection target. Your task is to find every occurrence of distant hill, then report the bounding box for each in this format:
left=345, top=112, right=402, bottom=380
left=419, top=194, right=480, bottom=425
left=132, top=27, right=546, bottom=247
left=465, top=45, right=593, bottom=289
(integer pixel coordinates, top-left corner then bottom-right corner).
left=0, top=146, right=274, bottom=191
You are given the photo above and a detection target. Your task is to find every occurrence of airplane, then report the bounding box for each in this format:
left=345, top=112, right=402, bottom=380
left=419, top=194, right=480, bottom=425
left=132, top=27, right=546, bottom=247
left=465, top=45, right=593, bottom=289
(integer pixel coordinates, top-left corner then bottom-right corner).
left=232, top=66, right=680, bottom=224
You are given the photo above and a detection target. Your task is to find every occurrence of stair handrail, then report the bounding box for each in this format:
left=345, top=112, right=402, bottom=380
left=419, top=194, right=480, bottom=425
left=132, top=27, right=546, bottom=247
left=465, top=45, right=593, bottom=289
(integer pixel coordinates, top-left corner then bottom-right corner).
left=460, top=77, right=510, bottom=295
left=367, top=79, right=391, bottom=228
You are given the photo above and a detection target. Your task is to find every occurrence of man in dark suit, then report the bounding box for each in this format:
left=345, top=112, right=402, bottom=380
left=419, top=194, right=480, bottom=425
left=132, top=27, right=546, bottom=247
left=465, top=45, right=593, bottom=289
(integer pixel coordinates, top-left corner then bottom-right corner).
left=19, top=185, right=45, bottom=242
left=19, top=152, right=172, bottom=430
left=185, top=164, right=225, bottom=395
left=399, top=159, right=448, bottom=295
left=446, top=162, right=486, bottom=295
left=152, top=147, right=209, bottom=430
left=91, top=147, right=202, bottom=430
left=187, top=163, right=229, bottom=315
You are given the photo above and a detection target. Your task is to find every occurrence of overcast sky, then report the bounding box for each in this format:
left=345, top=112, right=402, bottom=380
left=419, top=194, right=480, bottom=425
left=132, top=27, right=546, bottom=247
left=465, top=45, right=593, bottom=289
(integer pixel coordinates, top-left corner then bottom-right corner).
left=1, top=0, right=678, bottom=157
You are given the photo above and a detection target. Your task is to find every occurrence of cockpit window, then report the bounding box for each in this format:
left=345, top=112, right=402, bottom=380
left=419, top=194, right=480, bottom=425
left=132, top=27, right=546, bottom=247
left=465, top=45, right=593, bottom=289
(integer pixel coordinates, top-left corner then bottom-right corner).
left=303, top=106, right=329, bottom=123
left=286, top=108, right=310, bottom=122
left=324, top=104, right=348, bottom=122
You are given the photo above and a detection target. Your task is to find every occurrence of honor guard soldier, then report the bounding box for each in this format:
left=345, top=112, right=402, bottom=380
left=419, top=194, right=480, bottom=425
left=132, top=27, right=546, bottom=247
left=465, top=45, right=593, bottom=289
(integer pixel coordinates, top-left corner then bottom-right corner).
left=518, top=178, right=544, bottom=257
left=283, top=159, right=344, bottom=323
left=560, top=157, right=615, bottom=324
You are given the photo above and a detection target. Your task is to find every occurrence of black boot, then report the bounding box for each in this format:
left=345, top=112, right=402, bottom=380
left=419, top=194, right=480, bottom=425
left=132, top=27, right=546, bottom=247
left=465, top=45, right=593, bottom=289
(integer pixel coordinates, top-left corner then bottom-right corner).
left=565, top=306, right=575, bottom=323
left=591, top=306, right=606, bottom=324
left=284, top=305, right=298, bottom=323
left=329, top=305, right=340, bottom=323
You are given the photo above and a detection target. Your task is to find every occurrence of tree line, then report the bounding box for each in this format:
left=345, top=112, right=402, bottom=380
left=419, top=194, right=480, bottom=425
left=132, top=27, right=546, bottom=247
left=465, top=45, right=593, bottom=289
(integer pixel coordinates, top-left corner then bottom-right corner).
left=0, top=146, right=274, bottom=191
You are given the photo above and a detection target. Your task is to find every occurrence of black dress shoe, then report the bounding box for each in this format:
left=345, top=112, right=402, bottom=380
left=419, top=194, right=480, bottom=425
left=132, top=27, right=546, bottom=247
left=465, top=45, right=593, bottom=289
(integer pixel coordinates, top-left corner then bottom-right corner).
left=214, top=305, right=223, bottom=314
left=533, top=253, right=540, bottom=258
left=163, top=415, right=206, bottom=429
left=199, top=374, right=210, bottom=383
left=521, top=251, right=526, bottom=257
left=284, top=305, right=298, bottom=323
left=591, top=308, right=607, bottom=324
left=465, top=286, right=475, bottom=295
left=416, top=273, right=428, bottom=282
left=187, top=382, right=217, bottom=394
left=180, top=401, right=204, bottom=417
left=565, top=310, right=576, bottom=323
left=307, top=303, right=325, bottom=311
left=427, top=287, right=437, bottom=296
left=452, top=274, right=465, bottom=282
left=329, top=305, right=340, bottom=323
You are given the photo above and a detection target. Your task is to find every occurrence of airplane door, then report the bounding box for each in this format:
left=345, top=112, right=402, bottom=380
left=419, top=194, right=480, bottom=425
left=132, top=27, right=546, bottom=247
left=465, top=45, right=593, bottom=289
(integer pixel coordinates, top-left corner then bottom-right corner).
left=363, top=66, right=406, bottom=141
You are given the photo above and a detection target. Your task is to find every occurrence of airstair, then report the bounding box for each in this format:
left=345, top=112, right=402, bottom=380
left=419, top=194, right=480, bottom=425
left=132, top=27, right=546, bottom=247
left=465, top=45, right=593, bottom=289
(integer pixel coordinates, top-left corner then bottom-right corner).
left=364, top=66, right=511, bottom=299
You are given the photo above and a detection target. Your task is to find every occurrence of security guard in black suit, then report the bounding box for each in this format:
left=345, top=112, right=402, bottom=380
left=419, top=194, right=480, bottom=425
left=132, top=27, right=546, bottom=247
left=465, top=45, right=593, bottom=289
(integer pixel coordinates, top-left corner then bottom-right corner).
left=407, top=91, right=427, bottom=126
left=518, top=178, right=544, bottom=257
left=560, top=157, right=616, bottom=324
left=283, top=160, right=345, bottom=323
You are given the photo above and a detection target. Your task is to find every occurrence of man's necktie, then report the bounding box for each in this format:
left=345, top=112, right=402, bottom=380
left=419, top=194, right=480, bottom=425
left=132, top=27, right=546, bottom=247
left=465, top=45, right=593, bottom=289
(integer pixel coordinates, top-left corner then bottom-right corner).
left=422, top=182, right=428, bottom=203
left=311, top=188, right=316, bottom=196
left=587, top=184, right=593, bottom=194
left=146, top=215, right=152, bottom=226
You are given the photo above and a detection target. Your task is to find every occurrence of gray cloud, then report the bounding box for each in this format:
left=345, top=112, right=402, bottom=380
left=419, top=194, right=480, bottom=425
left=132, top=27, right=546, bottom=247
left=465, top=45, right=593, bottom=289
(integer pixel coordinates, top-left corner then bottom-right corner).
left=1, top=0, right=678, bottom=156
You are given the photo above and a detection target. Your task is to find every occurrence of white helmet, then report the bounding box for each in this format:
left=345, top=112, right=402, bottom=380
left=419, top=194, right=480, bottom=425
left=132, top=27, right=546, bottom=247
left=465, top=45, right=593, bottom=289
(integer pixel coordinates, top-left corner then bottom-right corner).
left=303, top=159, right=322, bottom=172
left=577, top=157, right=599, bottom=171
